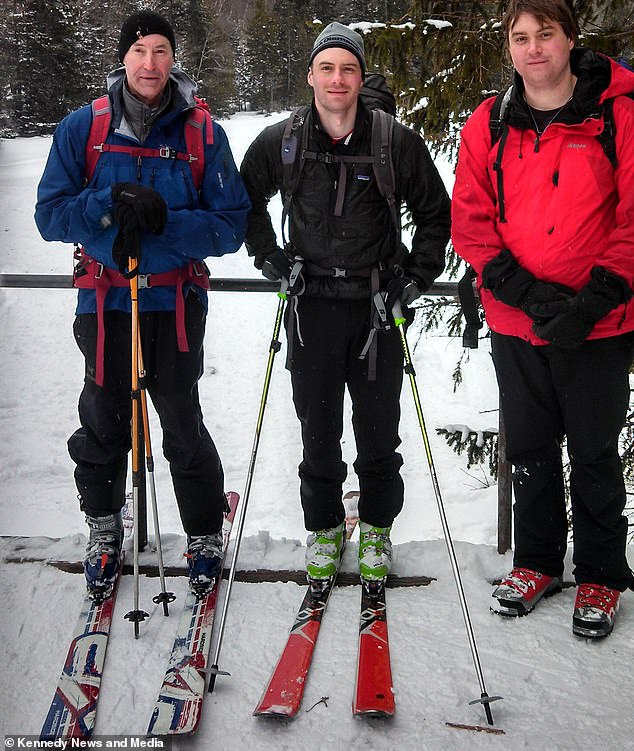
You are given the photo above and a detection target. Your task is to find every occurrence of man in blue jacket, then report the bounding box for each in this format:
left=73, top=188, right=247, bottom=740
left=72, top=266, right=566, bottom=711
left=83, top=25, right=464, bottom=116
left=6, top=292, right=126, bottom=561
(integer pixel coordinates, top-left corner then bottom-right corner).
left=35, top=10, right=251, bottom=601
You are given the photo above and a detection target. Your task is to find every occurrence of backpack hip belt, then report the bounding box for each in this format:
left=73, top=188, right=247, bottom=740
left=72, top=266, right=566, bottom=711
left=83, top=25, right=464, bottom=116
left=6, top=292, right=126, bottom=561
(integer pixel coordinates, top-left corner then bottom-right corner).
left=73, top=252, right=210, bottom=387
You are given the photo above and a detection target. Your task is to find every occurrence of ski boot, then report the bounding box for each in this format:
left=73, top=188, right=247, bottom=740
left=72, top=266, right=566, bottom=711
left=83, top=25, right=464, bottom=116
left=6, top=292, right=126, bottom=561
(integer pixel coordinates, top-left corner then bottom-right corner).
left=186, top=532, right=224, bottom=598
left=359, top=522, right=392, bottom=595
left=84, top=512, right=124, bottom=602
left=305, top=521, right=346, bottom=591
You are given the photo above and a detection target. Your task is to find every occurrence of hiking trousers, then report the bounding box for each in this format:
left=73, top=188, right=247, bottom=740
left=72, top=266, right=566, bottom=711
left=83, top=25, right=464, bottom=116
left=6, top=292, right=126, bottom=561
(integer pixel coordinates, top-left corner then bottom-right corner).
left=286, top=296, right=406, bottom=531
left=491, top=331, right=634, bottom=591
left=68, top=293, right=227, bottom=535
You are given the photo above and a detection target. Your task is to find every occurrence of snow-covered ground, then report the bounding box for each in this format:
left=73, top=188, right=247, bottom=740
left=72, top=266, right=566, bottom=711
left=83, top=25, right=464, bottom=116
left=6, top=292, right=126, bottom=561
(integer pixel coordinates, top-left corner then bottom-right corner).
left=1, top=113, right=633, bottom=750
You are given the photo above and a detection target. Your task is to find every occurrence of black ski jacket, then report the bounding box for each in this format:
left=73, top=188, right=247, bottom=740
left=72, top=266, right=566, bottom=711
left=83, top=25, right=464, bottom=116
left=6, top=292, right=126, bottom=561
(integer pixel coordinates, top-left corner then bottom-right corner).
left=240, top=102, right=450, bottom=299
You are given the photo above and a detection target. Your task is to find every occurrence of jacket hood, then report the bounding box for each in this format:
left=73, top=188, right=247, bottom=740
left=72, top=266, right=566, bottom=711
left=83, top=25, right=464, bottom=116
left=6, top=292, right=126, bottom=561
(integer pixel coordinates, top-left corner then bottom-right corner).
left=596, top=52, right=634, bottom=101
left=106, top=65, right=198, bottom=109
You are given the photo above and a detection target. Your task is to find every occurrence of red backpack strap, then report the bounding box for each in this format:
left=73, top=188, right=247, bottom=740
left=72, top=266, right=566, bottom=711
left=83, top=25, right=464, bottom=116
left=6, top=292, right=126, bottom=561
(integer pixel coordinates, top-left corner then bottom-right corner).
left=185, top=98, right=214, bottom=190
left=85, top=95, right=112, bottom=184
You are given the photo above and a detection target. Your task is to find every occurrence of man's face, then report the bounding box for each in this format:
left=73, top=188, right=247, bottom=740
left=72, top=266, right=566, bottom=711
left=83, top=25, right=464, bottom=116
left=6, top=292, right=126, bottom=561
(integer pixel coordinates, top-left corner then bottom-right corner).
left=508, top=12, right=574, bottom=92
left=123, top=34, right=174, bottom=107
left=308, top=48, right=364, bottom=118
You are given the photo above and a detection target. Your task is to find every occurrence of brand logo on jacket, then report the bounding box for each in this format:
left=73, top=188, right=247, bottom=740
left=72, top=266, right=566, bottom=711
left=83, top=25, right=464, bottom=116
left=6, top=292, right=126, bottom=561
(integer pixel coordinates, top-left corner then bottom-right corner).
left=567, top=143, right=587, bottom=150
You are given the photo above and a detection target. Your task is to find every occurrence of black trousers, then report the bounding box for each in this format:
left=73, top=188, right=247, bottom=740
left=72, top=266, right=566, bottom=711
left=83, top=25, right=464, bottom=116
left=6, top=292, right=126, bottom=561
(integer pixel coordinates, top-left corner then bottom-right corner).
left=286, top=296, right=406, bottom=530
left=68, top=293, right=226, bottom=535
left=491, top=332, right=634, bottom=591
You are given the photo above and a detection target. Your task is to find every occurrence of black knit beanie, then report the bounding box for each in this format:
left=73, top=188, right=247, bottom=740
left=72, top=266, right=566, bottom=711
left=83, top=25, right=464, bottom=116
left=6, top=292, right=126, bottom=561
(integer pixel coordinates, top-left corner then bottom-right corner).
left=118, top=10, right=176, bottom=62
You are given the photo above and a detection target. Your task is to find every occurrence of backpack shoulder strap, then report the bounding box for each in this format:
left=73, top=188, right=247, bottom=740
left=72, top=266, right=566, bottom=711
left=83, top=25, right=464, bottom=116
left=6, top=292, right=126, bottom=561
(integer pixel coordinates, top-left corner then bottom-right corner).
left=280, top=105, right=310, bottom=245
left=85, top=95, right=112, bottom=185
left=490, top=86, right=514, bottom=224
left=185, top=99, right=214, bottom=191
left=489, top=85, right=513, bottom=147
left=597, top=97, right=618, bottom=169
left=370, top=109, right=400, bottom=239
left=281, top=106, right=310, bottom=188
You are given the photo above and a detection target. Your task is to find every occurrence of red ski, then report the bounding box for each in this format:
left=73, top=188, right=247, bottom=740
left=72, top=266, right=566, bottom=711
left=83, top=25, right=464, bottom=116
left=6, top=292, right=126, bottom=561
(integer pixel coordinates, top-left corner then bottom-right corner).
left=254, top=505, right=359, bottom=719
left=352, top=582, right=395, bottom=716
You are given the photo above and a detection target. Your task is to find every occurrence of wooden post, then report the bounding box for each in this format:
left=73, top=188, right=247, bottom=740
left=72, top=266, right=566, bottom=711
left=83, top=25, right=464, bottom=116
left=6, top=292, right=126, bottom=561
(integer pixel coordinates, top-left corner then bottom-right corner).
left=497, top=404, right=512, bottom=554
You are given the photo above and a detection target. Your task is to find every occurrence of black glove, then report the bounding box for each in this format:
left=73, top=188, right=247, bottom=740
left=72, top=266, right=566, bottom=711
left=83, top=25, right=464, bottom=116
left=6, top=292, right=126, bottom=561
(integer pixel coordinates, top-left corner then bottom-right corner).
left=112, top=183, right=167, bottom=235
left=533, top=267, right=632, bottom=348
left=261, top=250, right=305, bottom=296
left=520, top=281, right=576, bottom=322
left=482, top=248, right=574, bottom=320
left=112, top=229, right=141, bottom=275
left=261, top=252, right=292, bottom=282
left=383, top=276, right=421, bottom=313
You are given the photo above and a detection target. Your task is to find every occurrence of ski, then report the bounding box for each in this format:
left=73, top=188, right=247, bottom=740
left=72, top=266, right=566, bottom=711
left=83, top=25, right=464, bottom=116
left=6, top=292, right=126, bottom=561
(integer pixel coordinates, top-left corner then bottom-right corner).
left=146, top=490, right=239, bottom=736
left=253, top=503, right=359, bottom=719
left=352, top=581, right=395, bottom=716
left=40, top=502, right=134, bottom=741
left=40, top=556, right=125, bottom=740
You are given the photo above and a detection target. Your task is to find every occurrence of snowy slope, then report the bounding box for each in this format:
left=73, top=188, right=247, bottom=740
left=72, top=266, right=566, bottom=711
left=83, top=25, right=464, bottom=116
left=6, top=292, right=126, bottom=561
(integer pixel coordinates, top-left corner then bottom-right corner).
left=1, top=114, right=633, bottom=750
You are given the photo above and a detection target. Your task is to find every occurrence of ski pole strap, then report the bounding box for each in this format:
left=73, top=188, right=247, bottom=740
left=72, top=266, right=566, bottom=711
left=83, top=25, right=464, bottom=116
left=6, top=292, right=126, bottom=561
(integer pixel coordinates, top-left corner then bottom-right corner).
left=358, top=268, right=383, bottom=381
left=73, top=253, right=210, bottom=386
left=284, top=295, right=304, bottom=370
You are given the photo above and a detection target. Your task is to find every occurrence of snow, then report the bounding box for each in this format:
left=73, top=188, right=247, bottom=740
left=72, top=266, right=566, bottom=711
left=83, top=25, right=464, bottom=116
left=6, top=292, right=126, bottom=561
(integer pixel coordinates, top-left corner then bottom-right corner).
left=424, top=19, right=453, bottom=30
left=1, top=112, right=633, bottom=750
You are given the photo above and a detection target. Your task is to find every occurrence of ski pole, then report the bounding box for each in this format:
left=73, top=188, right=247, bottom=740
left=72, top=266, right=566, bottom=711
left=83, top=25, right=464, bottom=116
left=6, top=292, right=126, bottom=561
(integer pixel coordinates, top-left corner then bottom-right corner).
left=124, top=251, right=149, bottom=638
left=207, top=292, right=287, bottom=693
left=392, top=300, right=502, bottom=725
left=136, top=330, right=175, bottom=616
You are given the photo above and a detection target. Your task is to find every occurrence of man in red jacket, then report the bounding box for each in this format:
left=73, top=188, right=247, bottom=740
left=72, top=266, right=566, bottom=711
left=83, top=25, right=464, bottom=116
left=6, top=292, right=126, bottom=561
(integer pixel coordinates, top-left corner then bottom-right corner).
left=452, top=0, right=634, bottom=637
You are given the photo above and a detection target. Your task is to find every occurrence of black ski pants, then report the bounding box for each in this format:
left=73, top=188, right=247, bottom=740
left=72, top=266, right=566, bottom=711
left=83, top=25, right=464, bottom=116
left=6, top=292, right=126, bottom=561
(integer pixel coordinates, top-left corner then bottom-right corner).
left=68, top=293, right=226, bottom=535
left=286, top=296, right=406, bottom=531
left=491, top=331, right=634, bottom=591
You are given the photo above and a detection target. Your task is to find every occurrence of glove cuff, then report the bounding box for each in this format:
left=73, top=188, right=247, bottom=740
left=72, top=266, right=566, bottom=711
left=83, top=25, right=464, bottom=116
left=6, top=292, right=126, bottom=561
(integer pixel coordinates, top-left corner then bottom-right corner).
left=589, top=266, right=632, bottom=306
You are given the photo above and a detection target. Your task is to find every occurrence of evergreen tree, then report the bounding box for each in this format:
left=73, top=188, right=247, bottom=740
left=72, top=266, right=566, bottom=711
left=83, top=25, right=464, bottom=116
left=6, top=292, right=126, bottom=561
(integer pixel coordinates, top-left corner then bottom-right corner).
left=233, top=30, right=250, bottom=112
left=243, top=0, right=282, bottom=111
left=0, top=0, right=19, bottom=134
left=13, top=0, right=86, bottom=133
left=171, top=0, right=236, bottom=116
left=364, top=1, right=633, bottom=151
left=272, top=0, right=313, bottom=108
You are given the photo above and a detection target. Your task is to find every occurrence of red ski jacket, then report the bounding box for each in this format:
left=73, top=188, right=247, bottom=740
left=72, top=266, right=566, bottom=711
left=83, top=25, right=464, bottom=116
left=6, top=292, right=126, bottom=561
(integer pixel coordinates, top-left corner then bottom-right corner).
left=452, top=50, right=634, bottom=344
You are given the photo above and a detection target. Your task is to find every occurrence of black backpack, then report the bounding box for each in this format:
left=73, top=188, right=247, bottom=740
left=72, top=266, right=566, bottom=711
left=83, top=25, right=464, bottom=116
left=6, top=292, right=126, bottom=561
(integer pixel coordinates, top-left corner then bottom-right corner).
left=279, top=73, right=399, bottom=246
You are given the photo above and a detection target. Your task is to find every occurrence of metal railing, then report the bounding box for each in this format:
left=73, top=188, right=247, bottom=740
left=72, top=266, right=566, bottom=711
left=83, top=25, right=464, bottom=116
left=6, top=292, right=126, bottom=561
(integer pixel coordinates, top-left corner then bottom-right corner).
left=0, top=273, right=512, bottom=552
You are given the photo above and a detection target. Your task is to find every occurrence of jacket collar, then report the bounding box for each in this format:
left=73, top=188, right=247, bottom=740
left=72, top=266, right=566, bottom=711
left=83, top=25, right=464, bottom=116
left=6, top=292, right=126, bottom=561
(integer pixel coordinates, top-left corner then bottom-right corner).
left=309, top=99, right=372, bottom=150
left=506, top=47, right=612, bottom=130
left=105, top=66, right=198, bottom=133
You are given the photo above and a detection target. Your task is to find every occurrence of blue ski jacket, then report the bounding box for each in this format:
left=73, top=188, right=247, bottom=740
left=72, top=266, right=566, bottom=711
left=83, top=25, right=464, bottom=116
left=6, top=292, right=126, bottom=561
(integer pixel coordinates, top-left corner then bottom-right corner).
left=35, top=67, right=251, bottom=315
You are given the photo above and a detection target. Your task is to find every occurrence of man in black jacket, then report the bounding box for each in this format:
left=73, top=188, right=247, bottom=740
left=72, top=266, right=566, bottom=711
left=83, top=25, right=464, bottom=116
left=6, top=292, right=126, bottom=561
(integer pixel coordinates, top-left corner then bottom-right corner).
left=240, top=22, right=450, bottom=587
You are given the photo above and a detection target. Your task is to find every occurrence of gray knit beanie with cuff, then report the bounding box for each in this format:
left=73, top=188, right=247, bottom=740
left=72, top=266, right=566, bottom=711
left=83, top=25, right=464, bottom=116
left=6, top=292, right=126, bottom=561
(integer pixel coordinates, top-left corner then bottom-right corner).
left=308, top=22, right=366, bottom=74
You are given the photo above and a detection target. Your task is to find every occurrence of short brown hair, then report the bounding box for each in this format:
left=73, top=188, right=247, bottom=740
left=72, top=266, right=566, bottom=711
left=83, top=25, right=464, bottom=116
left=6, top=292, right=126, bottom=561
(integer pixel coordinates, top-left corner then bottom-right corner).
left=502, top=0, right=579, bottom=43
